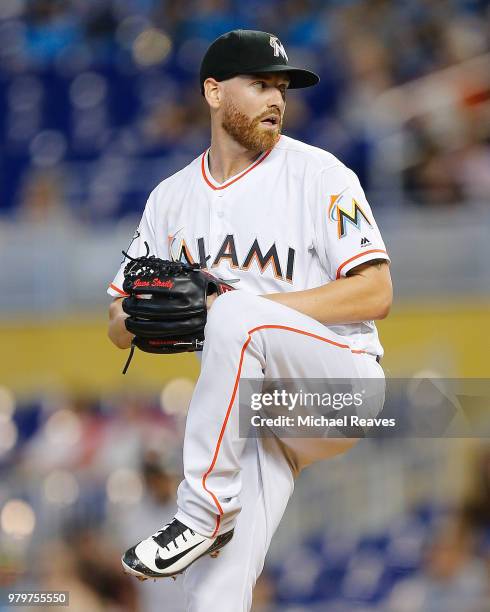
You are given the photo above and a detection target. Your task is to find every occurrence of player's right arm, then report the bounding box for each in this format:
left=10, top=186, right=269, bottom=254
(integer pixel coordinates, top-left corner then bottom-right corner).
left=108, top=298, right=134, bottom=349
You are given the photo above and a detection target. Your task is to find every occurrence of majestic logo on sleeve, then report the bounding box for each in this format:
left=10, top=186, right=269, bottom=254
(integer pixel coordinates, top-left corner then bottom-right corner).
left=328, top=195, right=372, bottom=239
left=169, top=232, right=296, bottom=284
left=269, top=36, right=288, bottom=62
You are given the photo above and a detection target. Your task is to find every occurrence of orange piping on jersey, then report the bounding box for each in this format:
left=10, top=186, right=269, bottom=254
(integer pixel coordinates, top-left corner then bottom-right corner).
left=202, top=323, right=369, bottom=537
left=201, top=148, right=272, bottom=191
left=109, top=283, right=129, bottom=297
left=248, top=325, right=368, bottom=352
left=213, top=513, right=221, bottom=536
left=336, top=250, right=388, bottom=280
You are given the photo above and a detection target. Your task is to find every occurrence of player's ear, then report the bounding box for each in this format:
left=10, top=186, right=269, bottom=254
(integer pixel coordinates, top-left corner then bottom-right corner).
left=203, top=78, right=221, bottom=109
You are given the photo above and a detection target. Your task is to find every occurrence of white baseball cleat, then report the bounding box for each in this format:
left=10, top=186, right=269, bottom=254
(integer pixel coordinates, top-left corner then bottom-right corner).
left=121, top=518, right=234, bottom=579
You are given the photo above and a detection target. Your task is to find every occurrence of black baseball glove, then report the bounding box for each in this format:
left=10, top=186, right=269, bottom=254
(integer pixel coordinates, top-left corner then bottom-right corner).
left=120, top=244, right=234, bottom=373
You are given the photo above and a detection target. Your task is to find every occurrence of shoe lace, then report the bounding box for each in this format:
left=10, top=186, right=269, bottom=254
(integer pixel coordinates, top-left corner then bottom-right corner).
left=152, top=519, right=196, bottom=551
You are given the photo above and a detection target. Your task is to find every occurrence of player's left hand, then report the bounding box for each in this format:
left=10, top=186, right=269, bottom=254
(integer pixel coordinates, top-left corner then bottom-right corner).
left=119, top=244, right=234, bottom=372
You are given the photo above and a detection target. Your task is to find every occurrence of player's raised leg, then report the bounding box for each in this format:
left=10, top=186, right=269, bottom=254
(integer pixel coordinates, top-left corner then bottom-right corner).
left=181, top=292, right=384, bottom=611
left=121, top=289, right=384, bottom=582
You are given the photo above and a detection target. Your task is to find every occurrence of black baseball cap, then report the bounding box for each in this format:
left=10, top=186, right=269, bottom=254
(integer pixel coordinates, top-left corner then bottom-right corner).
left=199, top=29, right=320, bottom=95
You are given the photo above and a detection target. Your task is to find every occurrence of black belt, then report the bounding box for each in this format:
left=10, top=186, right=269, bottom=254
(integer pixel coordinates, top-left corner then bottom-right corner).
left=376, top=355, right=381, bottom=363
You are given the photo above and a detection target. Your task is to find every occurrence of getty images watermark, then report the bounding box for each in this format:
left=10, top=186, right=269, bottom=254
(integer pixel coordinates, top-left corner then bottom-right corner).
left=249, top=387, right=394, bottom=430
left=239, top=378, right=490, bottom=438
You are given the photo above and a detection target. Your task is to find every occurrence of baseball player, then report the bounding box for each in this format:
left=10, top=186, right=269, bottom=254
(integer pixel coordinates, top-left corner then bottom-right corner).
left=107, top=30, right=392, bottom=611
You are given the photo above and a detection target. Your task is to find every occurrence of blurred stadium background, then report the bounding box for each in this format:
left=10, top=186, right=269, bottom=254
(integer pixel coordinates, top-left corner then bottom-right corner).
left=0, top=0, right=489, bottom=610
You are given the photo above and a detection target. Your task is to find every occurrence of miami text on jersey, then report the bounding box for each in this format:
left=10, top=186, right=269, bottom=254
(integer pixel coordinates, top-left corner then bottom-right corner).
left=170, top=234, right=296, bottom=283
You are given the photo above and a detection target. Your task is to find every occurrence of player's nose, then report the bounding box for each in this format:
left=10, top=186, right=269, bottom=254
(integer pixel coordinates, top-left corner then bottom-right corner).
left=266, top=87, right=285, bottom=109
left=265, top=99, right=284, bottom=120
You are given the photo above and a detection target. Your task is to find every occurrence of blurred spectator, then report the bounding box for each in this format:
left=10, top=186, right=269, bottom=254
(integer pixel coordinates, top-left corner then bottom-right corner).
left=17, top=169, right=70, bottom=224
left=25, top=0, right=81, bottom=64
left=114, top=450, right=186, bottom=612
left=64, top=526, right=139, bottom=611
left=458, top=137, right=490, bottom=205
left=461, top=445, right=490, bottom=554
left=403, top=122, right=464, bottom=207
left=39, top=540, right=115, bottom=612
left=1, top=0, right=489, bottom=221
left=387, top=523, right=489, bottom=612
left=251, top=570, right=277, bottom=612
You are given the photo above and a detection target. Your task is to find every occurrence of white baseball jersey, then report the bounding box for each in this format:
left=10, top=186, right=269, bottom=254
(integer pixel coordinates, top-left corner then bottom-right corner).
left=108, top=134, right=390, bottom=357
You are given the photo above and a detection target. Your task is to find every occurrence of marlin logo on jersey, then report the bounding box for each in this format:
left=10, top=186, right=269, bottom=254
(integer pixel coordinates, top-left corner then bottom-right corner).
left=269, top=36, right=288, bottom=62
left=170, top=233, right=296, bottom=284
left=328, top=195, right=372, bottom=239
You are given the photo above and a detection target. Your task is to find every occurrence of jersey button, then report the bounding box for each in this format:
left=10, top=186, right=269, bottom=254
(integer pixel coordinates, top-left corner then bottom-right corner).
left=217, top=211, right=224, bottom=218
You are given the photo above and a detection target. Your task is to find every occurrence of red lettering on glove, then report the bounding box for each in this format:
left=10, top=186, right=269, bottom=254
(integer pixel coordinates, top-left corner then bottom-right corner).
left=134, top=278, right=174, bottom=289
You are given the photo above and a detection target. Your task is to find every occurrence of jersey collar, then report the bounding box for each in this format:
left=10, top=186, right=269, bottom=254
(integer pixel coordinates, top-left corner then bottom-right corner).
left=201, top=146, right=273, bottom=191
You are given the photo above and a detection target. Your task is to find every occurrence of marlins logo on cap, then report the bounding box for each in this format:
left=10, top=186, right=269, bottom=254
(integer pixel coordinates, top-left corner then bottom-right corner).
left=199, top=29, right=319, bottom=95
left=269, top=36, right=288, bottom=61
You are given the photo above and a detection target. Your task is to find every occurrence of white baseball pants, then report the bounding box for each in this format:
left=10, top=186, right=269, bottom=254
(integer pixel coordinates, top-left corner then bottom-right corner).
left=174, top=290, right=384, bottom=611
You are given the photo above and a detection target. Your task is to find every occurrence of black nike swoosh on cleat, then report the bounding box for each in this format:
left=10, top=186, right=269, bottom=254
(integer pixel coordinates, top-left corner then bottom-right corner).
left=154, top=540, right=207, bottom=570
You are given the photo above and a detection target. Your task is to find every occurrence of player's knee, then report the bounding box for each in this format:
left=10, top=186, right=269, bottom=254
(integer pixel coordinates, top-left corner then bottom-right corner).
left=205, top=290, right=253, bottom=339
